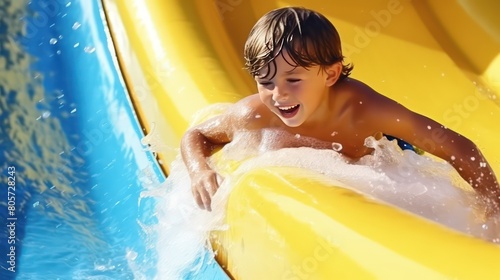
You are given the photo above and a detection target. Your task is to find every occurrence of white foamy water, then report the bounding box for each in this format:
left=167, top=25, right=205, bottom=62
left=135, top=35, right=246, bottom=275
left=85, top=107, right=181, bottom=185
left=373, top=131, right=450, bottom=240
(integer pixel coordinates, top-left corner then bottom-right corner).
left=149, top=109, right=500, bottom=279
left=150, top=155, right=230, bottom=279
left=220, top=130, right=500, bottom=237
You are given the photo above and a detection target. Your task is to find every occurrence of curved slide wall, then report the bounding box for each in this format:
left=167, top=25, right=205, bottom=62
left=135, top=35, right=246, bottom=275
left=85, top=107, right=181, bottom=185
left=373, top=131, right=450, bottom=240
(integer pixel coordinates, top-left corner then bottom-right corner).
left=0, top=1, right=160, bottom=278
left=0, top=1, right=226, bottom=279
left=102, top=0, right=500, bottom=279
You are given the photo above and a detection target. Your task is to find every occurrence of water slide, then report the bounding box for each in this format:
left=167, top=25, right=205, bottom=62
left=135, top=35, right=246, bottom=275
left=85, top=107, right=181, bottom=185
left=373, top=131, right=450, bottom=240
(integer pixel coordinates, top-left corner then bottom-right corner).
left=102, top=0, right=500, bottom=279
left=0, top=1, right=225, bottom=279
left=1, top=0, right=499, bottom=279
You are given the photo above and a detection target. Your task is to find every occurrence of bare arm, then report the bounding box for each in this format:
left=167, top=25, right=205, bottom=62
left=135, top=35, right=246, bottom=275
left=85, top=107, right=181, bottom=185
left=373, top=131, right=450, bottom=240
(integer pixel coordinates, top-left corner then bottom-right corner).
left=409, top=115, right=500, bottom=211
left=180, top=95, right=262, bottom=211
left=369, top=97, right=500, bottom=212
left=343, top=79, right=500, bottom=212
left=181, top=116, right=232, bottom=178
left=180, top=113, right=233, bottom=211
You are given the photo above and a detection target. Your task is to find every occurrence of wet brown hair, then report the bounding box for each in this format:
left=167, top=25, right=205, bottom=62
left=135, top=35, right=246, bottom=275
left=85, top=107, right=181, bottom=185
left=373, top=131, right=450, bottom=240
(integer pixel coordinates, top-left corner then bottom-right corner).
left=244, top=7, right=353, bottom=80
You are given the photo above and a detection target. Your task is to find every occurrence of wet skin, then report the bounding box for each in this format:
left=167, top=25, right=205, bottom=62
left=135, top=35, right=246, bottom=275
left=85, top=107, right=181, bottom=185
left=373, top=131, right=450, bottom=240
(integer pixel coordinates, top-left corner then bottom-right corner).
left=181, top=51, right=499, bottom=213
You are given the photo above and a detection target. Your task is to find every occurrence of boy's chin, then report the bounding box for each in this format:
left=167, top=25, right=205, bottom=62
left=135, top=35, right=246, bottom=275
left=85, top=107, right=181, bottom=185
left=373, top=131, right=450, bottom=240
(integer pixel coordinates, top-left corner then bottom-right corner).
left=279, top=116, right=304, bottom=127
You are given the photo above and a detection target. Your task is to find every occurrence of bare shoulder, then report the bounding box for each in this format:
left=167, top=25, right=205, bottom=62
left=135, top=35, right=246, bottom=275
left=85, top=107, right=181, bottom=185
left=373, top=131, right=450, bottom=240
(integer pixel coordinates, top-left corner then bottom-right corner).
left=226, top=94, right=274, bottom=128
left=335, top=78, right=409, bottom=116
left=229, top=94, right=266, bottom=117
left=195, top=94, right=271, bottom=134
left=336, top=78, right=396, bottom=103
left=188, top=94, right=270, bottom=143
left=332, top=78, right=425, bottom=137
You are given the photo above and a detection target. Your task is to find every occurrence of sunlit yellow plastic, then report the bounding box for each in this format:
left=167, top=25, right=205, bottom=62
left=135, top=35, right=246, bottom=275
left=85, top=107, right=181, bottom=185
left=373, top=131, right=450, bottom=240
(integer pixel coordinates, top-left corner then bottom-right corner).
left=102, top=0, right=500, bottom=278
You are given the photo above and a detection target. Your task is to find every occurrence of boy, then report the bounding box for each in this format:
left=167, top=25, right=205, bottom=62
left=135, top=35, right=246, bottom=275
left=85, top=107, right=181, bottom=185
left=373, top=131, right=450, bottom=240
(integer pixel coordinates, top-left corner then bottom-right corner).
left=181, top=7, right=499, bottom=213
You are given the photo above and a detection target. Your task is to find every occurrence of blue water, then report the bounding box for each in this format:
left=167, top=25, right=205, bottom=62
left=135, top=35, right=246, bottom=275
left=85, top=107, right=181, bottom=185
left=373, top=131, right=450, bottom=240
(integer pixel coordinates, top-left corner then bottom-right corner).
left=0, top=1, right=228, bottom=279
left=0, top=0, right=162, bottom=278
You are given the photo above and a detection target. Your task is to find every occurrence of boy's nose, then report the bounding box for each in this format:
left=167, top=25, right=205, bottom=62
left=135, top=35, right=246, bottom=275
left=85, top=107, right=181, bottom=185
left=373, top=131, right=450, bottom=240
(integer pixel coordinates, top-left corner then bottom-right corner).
left=272, top=88, right=288, bottom=102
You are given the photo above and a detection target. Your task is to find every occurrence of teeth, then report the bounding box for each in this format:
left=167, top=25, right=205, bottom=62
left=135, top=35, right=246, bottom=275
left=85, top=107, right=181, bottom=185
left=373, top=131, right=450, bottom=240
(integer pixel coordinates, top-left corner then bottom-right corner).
left=278, top=104, right=298, bottom=110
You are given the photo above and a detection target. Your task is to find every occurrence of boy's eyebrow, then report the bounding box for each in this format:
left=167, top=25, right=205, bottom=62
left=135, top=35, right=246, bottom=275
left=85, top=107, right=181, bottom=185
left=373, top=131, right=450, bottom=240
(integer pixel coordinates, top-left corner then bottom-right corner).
left=285, top=66, right=306, bottom=74
left=285, top=68, right=298, bottom=74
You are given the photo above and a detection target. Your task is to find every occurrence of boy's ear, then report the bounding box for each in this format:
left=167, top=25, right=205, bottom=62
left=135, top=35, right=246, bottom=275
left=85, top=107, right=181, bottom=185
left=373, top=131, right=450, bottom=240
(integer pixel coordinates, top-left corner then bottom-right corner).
left=324, top=62, right=343, bottom=87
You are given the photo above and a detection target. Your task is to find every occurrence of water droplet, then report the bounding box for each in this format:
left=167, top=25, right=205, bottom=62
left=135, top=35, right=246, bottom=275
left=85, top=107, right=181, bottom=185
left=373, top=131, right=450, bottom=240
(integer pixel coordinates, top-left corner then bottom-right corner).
left=70, top=108, right=77, bottom=114
left=332, top=142, right=343, bottom=152
left=396, top=118, right=400, bottom=122
left=331, top=131, right=338, bottom=136
left=482, top=224, right=489, bottom=230
left=66, top=1, right=71, bottom=7
left=42, top=111, right=51, bottom=118
left=450, top=155, right=456, bottom=161
left=33, top=201, right=40, bottom=207
left=255, top=114, right=261, bottom=119
left=73, top=42, right=80, bottom=48
left=480, top=162, right=487, bottom=168
left=427, top=125, right=431, bottom=130
left=359, top=101, right=363, bottom=104
left=56, top=50, right=61, bottom=55
left=49, top=38, right=58, bottom=44
left=470, top=157, right=476, bottom=161
left=294, top=134, right=301, bottom=139
left=126, top=250, right=138, bottom=261
left=72, top=22, right=81, bottom=30
left=84, top=46, right=96, bottom=53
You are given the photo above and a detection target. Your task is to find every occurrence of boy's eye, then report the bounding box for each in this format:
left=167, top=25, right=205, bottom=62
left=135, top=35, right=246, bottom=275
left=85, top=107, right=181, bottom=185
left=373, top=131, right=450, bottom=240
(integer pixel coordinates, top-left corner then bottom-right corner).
left=258, top=81, right=272, bottom=86
left=287, top=79, right=301, bottom=83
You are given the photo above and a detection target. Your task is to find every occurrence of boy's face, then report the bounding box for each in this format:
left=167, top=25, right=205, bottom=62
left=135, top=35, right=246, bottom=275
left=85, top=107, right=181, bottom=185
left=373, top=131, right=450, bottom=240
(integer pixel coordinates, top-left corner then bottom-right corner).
left=255, top=51, right=334, bottom=127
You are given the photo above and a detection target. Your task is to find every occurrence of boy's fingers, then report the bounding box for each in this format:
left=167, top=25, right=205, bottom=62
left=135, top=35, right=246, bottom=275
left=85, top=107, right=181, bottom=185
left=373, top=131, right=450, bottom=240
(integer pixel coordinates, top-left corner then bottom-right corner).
left=206, top=176, right=219, bottom=197
left=199, top=187, right=212, bottom=212
left=216, top=174, right=225, bottom=185
left=191, top=172, right=220, bottom=211
left=192, top=189, right=205, bottom=210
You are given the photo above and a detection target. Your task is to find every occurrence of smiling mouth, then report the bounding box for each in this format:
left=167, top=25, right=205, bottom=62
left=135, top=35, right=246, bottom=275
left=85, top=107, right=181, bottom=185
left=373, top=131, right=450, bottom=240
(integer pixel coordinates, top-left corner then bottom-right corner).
left=277, top=104, right=300, bottom=118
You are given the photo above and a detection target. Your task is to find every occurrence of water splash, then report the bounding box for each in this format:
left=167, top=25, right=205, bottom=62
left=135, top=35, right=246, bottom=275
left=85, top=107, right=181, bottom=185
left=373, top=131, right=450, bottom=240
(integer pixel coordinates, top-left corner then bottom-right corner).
left=72, top=21, right=81, bottom=30
left=84, top=46, right=95, bottom=53
left=149, top=105, right=500, bottom=278
left=149, top=157, right=229, bottom=279
left=331, top=142, right=343, bottom=152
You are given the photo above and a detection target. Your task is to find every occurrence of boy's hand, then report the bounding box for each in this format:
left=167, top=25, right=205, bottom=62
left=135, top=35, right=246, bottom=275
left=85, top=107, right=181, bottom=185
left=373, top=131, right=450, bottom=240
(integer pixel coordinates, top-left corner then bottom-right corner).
left=190, top=169, right=221, bottom=211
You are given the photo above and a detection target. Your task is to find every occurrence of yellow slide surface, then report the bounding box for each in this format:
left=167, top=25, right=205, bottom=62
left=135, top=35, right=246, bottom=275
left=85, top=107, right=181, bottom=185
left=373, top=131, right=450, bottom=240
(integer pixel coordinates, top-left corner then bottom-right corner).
left=102, top=0, right=500, bottom=278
